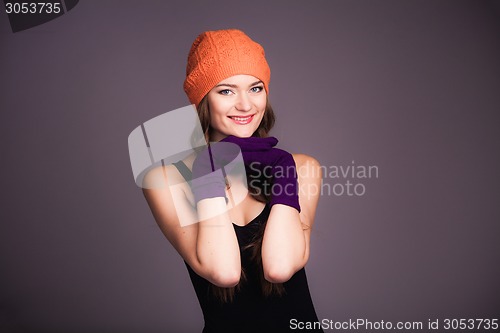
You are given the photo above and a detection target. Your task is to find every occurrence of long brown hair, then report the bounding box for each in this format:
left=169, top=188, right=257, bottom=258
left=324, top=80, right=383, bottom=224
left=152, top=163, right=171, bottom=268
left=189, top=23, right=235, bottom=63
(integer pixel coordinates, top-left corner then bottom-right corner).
left=196, top=94, right=286, bottom=302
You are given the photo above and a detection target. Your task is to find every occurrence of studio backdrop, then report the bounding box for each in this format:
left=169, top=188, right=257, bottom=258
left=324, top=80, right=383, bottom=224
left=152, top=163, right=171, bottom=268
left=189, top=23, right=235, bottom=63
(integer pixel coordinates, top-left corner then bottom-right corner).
left=1, top=1, right=499, bottom=332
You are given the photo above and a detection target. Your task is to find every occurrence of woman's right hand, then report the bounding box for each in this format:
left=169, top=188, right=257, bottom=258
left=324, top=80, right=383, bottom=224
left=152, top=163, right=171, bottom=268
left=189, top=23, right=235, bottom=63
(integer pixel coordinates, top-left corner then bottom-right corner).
left=191, top=141, right=244, bottom=204
left=191, top=145, right=228, bottom=205
left=220, top=135, right=301, bottom=212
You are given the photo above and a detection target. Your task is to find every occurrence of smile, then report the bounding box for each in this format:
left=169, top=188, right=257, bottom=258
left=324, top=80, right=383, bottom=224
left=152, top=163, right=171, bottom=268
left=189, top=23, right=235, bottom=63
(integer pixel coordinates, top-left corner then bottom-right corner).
left=228, top=115, right=254, bottom=125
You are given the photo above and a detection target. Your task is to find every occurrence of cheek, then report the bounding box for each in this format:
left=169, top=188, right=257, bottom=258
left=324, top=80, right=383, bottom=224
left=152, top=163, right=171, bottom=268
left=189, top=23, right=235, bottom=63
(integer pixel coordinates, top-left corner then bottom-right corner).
left=209, top=108, right=229, bottom=130
left=209, top=98, right=232, bottom=116
left=207, top=96, right=226, bottom=118
left=257, top=100, right=267, bottom=114
left=257, top=93, right=267, bottom=109
left=209, top=113, right=222, bottom=129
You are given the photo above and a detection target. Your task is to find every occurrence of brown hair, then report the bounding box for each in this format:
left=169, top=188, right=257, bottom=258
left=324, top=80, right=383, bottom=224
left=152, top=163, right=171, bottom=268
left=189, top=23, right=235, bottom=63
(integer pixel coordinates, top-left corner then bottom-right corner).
left=196, top=94, right=285, bottom=302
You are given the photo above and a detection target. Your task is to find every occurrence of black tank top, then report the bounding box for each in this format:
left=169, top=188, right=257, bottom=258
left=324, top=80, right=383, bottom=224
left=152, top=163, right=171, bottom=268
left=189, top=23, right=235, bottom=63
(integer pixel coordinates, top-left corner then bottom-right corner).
left=173, top=161, right=323, bottom=333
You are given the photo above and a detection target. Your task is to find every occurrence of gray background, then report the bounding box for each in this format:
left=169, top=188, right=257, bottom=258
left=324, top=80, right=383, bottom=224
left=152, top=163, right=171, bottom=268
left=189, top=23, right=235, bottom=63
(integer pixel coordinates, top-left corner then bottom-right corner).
left=1, top=1, right=499, bottom=332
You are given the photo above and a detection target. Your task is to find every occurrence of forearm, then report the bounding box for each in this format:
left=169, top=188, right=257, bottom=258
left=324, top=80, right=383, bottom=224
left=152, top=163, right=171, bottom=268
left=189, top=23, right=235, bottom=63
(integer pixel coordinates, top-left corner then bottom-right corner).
left=261, top=204, right=307, bottom=283
left=195, top=196, right=241, bottom=287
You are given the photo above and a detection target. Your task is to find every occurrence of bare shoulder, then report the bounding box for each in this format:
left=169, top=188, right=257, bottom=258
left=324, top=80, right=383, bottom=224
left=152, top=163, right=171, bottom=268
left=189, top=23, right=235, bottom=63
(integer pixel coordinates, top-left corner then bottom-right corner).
left=290, top=154, right=321, bottom=230
left=141, top=165, right=167, bottom=190
left=291, top=153, right=322, bottom=224
left=292, top=153, right=320, bottom=167
left=141, top=164, right=181, bottom=190
left=292, top=153, right=322, bottom=183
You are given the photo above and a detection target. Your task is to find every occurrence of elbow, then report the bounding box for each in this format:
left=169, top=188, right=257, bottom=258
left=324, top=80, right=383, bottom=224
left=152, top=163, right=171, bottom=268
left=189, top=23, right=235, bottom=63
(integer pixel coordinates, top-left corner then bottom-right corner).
left=262, top=250, right=308, bottom=284
left=263, top=263, right=296, bottom=284
left=209, top=268, right=241, bottom=288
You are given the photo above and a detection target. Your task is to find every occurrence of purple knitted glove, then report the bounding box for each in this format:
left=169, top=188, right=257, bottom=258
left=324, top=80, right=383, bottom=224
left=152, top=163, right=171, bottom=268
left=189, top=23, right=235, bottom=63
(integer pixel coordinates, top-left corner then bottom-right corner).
left=220, top=135, right=301, bottom=212
left=191, top=142, right=240, bottom=205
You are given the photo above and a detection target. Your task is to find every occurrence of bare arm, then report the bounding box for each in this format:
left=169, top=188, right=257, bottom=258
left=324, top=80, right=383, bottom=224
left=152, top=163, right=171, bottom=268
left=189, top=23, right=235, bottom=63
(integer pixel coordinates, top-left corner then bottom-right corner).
left=195, top=197, right=241, bottom=286
left=261, top=154, right=322, bottom=283
left=141, top=164, right=241, bottom=287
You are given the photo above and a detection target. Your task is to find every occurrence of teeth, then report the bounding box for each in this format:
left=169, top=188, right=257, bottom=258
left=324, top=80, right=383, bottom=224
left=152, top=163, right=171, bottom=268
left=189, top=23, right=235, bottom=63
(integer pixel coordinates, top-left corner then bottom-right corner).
left=232, top=116, right=251, bottom=121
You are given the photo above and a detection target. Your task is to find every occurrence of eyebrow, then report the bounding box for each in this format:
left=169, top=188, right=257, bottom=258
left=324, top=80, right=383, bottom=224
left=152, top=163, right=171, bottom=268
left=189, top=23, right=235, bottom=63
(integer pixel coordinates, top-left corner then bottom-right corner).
left=214, top=80, right=263, bottom=88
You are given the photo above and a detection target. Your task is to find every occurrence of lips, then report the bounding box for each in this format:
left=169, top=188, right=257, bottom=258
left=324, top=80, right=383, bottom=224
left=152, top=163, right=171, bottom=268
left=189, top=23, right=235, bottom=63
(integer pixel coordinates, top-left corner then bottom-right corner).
left=228, top=114, right=254, bottom=125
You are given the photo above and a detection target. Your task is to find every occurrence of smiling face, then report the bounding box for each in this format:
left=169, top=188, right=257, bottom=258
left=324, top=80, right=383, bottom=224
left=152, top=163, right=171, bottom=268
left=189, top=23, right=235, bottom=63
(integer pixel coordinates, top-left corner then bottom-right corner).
left=207, top=74, right=267, bottom=141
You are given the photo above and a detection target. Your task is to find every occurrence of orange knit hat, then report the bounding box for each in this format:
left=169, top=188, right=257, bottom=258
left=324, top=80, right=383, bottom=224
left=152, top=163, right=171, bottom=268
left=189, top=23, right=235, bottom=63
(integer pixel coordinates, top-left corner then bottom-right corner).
left=183, top=29, right=271, bottom=107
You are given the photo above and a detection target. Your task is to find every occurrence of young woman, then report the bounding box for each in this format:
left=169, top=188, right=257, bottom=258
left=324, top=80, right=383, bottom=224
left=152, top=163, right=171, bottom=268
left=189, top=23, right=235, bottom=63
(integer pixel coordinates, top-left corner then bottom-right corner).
left=142, top=29, right=323, bottom=332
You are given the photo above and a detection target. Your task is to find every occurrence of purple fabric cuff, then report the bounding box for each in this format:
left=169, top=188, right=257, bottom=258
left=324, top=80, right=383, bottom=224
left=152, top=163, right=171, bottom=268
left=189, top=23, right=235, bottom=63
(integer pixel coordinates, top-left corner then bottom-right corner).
left=191, top=168, right=226, bottom=204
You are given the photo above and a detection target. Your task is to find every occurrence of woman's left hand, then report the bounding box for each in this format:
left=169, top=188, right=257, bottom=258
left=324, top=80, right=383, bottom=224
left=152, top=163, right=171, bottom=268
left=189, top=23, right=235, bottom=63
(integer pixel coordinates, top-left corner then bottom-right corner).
left=220, top=135, right=301, bottom=212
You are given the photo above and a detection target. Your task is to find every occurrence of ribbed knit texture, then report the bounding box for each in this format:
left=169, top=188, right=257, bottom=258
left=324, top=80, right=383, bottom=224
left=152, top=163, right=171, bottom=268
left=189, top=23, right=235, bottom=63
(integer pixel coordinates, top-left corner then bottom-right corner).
left=184, top=29, right=271, bottom=106
left=221, top=135, right=301, bottom=212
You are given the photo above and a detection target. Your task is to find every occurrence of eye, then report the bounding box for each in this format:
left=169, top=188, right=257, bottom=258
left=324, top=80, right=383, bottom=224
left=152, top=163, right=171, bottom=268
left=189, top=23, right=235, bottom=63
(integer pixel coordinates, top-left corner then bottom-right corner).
left=250, top=86, right=264, bottom=93
left=218, top=89, right=233, bottom=95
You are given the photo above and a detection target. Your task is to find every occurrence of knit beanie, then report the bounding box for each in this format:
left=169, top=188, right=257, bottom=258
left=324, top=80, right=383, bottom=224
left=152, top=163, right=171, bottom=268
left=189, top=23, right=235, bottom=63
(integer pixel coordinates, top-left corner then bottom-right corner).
left=183, top=29, right=271, bottom=107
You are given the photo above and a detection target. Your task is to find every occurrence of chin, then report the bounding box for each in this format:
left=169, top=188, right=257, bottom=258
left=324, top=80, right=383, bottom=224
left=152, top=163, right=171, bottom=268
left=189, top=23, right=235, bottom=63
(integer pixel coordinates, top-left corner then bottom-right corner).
left=232, top=130, right=255, bottom=138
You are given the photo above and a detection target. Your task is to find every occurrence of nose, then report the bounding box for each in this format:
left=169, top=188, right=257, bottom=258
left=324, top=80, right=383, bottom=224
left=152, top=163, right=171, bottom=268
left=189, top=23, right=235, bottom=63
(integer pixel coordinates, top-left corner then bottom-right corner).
left=235, top=93, right=252, bottom=112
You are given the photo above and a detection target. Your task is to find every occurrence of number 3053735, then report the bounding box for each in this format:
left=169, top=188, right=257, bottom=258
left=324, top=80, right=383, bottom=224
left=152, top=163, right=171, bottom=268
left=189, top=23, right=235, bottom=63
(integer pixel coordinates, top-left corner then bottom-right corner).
left=443, top=319, right=498, bottom=330
left=5, top=2, right=62, bottom=14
